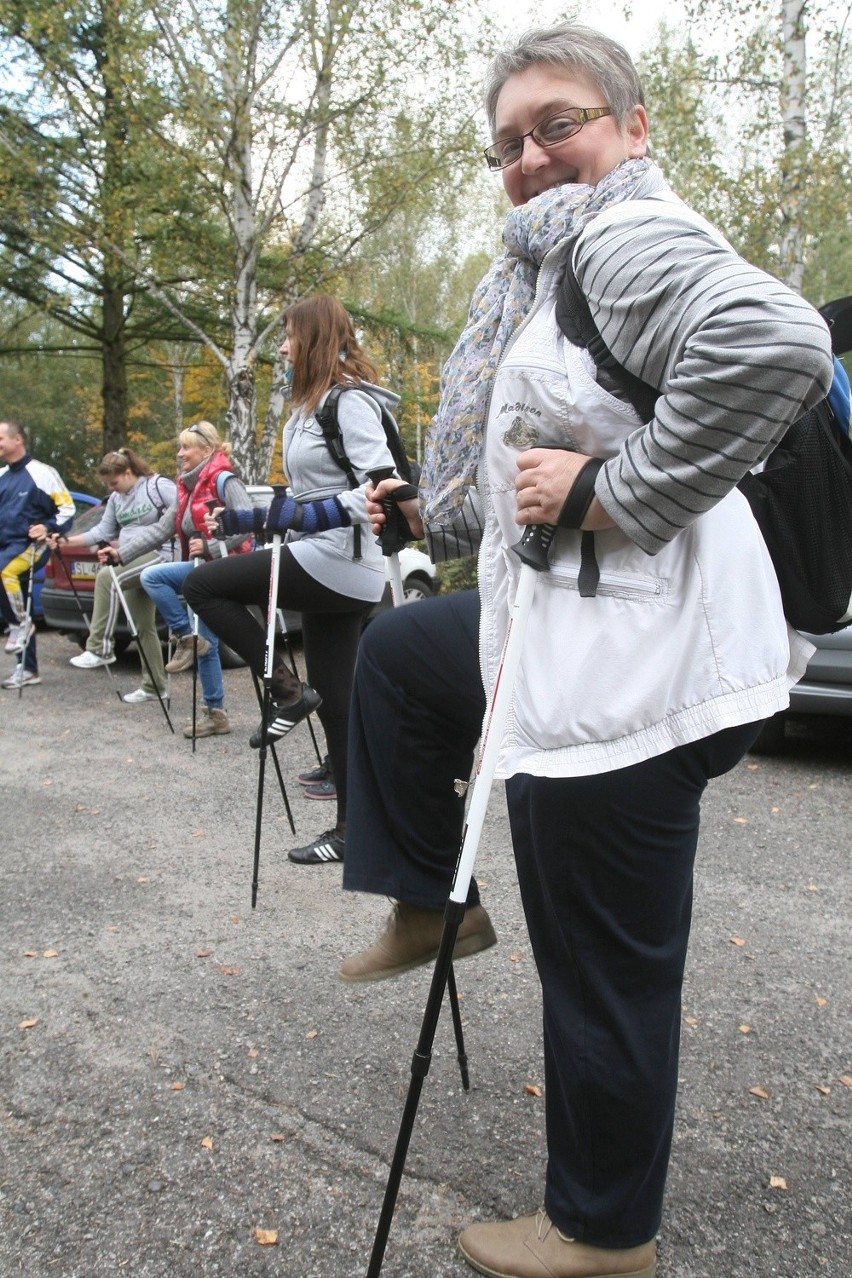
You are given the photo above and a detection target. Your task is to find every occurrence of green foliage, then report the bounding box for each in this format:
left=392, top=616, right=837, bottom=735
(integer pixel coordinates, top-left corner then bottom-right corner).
left=437, top=556, right=478, bottom=594
left=644, top=1, right=852, bottom=300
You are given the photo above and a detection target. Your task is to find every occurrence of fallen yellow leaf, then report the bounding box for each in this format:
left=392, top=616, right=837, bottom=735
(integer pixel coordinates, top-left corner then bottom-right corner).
left=749, top=1085, right=770, bottom=1100
left=734, top=816, right=748, bottom=824
left=201, top=1137, right=213, bottom=1150
left=739, top=1024, right=751, bottom=1034
left=18, top=1017, right=39, bottom=1029
left=42, top=949, right=59, bottom=959
left=730, top=936, right=747, bottom=947
left=524, top=1083, right=542, bottom=1097
left=306, top=1029, right=318, bottom=1040
left=169, top=1081, right=186, bottom=1091
left=684, top=1016, right=699, bottom=1026
left=248, top=1047, right=259, bottom=1058
left=23, top=950, right=38, bottom=958
left=195, top=948, right=213, bottom=958
left=816, top=1085, right=831, bottom=1096
left=255, top=1228, right=278, bottom=1246
left=769, top=1176, right=787, bottom=1190
left=270, top=1133, right=285, bottom=1143
left=838, top=1075, right=852, bottom=1089
left=815, top=995, right=828, bottom=1008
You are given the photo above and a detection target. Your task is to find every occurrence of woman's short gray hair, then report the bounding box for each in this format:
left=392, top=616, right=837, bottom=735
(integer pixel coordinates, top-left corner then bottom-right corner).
left=484, top=22, right=644, bottom=133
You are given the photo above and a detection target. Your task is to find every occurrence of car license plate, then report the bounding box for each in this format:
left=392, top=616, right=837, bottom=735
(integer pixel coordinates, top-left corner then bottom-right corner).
left=72, top=561, right=98, bottom=579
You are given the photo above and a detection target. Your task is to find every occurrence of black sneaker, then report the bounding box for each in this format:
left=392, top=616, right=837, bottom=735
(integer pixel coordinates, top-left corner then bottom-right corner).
left=298, top=755, right=333, bottom=786
left=288, top=829, right=344, bottom=865
left=249, top=684, right=322, bottom=748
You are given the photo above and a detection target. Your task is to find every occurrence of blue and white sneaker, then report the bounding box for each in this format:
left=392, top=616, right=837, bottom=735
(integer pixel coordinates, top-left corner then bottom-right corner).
left=288, top=829, right=344, bottom=865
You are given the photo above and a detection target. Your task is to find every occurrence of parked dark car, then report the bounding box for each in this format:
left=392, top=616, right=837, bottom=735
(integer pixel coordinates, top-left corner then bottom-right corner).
left=750, top=293, right=852, bottom=753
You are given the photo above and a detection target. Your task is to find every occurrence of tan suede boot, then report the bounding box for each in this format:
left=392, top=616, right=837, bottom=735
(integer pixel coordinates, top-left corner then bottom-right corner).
left=338, top=902, right=496, bottom=982
left=183, top=707, right=231, bottom=738
left=166, top=633, right=211, bottom=673
left=458, top=1211, right=656, bottom=1278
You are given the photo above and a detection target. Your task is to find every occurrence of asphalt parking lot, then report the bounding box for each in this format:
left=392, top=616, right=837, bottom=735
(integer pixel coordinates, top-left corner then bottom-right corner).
left=1, top=627, right=850, bottom=1277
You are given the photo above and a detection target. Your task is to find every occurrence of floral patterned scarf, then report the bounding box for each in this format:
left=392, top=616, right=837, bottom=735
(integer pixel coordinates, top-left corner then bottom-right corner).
left=420, top=158, right=663, bottom=536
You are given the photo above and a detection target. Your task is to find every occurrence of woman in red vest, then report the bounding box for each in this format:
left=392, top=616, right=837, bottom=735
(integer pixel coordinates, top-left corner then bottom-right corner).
left=140, top=421, right=252, bottom=738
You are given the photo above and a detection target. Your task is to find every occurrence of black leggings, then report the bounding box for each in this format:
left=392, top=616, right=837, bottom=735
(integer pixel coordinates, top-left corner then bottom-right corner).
left=184, top=549, right=367, bottom=827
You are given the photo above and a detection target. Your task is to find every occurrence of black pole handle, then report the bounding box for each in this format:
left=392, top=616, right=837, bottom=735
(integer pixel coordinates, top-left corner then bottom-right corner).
left=511, top=522, right=557, bottom=572
left=368, top=467, right=405, bottom=557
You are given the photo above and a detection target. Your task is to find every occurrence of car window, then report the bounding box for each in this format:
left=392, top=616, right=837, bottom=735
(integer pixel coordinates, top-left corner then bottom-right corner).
left=71, top=504, right=106, bottom=535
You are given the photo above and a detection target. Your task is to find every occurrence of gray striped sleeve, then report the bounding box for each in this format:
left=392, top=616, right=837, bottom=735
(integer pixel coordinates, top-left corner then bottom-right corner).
left=575, top=210, right=834, bottom=554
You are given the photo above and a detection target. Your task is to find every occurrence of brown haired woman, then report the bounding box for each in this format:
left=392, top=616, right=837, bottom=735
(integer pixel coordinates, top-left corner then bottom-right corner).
left=184, top=294, right=403, bottom=865
left=57, top=447, right=176, bottom=703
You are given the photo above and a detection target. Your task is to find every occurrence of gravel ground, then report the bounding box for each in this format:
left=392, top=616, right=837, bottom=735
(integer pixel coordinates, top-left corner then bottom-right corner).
left=1, top=627, right=850, bottom=1278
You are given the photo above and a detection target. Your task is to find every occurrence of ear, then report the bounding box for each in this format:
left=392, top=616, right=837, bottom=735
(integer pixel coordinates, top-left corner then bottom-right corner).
left=624, top=104, right=649, bottom=158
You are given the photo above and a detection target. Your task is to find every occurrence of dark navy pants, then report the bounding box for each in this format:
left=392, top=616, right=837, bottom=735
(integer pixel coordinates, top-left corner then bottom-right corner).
left=343, top=589, right=485, bottom=908
left=343, top=587, right=760, bottom=1245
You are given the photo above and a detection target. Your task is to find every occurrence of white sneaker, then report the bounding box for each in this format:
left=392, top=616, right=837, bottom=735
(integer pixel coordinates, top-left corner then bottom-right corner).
left=69, top=649, right=116, bottom=669
left=2, top=664, right=41, bottom=688
left=122, top=688, right=163, bottom=703
left=7, top=620, right=35, bottom=653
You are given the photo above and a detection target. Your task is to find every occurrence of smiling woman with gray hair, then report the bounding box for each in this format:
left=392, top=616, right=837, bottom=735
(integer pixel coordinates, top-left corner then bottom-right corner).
left=338, top=20, right=834, bottom=1278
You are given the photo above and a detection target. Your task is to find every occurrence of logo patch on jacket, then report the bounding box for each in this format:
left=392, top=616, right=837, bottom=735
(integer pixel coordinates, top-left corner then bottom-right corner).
left=503, top=416, right=539, bottom=449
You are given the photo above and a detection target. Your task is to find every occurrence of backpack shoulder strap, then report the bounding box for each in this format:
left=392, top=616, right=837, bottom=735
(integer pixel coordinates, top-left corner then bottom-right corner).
left=145, top=474, right=169, bottom=517
left=214, top=470, right=234, bottom=503
left=314, top=386, right=359, bottom=488
left=555, top=245, right=660, bottom=425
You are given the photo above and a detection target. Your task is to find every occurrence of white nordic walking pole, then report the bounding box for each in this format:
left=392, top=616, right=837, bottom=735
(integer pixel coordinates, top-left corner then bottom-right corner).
left=187, top=549, right=204, bottom=752
left=369, top=465, right=469, bottom=1085
left=51, top=541, right=120, bottom=696
left=16, top=542, right=39, bottom=701
left=365, top=521, right=557, bottom=1278
left=251, top=486, right=291, bottom=908
left=98, top=544, right=174, bottom=733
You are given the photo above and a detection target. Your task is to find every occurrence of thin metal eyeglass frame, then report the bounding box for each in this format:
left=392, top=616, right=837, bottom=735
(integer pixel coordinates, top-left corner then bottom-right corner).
left=483, top=106, right=613, bottom=171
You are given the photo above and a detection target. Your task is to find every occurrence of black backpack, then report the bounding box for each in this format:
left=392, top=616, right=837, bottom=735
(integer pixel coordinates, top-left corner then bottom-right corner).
left=556, top=258, right=852, bottom=636
left=313, top=384, right=418, bottom=560
left=314, top=385, right=417, bottom=488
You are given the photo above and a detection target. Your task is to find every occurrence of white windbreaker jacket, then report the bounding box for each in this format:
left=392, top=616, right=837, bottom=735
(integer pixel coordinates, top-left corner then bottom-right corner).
left=478, top=233, right=814, bottom=780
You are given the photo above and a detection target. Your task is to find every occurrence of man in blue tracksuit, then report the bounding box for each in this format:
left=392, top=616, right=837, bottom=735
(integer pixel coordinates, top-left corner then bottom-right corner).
left=0, top=419, right=75, bottom=688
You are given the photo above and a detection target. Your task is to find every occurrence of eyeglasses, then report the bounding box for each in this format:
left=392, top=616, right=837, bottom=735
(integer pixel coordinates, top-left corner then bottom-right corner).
left=483, top=107, right=612, bottom=171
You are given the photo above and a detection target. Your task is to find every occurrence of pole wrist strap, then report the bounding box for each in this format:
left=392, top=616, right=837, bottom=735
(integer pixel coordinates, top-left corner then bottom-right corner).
left=557, top=457, right=604, bottom=529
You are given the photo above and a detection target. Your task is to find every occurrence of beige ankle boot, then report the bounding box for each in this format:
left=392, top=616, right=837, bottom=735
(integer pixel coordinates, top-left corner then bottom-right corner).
left=183, top=706, right=231, bottom=738
left=339, top=902, right=496, bottom=982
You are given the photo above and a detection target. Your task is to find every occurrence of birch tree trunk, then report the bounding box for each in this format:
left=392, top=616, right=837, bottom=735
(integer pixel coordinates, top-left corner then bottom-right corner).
left=778, top=0, right=808, bottom=291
